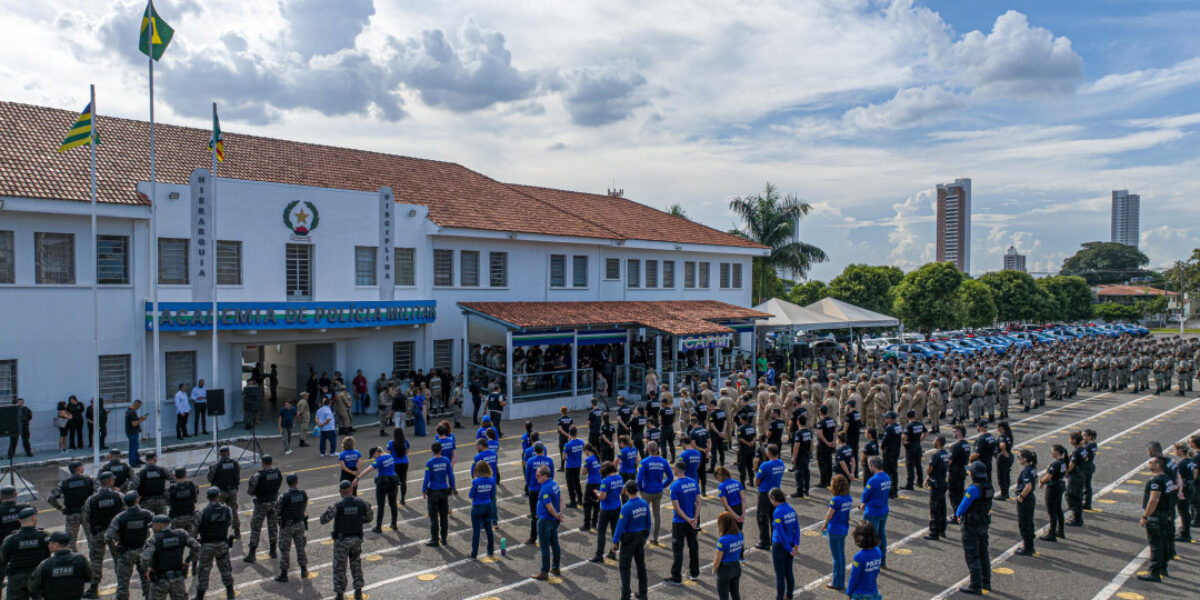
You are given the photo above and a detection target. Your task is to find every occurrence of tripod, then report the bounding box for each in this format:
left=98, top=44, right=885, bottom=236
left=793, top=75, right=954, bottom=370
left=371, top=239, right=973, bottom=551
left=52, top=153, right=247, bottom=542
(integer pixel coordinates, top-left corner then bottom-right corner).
left=236, top=418, right=264, bottom=463
left=193, top=414, right=222, bottom=478
left=3, top=454, right=38, bottom=501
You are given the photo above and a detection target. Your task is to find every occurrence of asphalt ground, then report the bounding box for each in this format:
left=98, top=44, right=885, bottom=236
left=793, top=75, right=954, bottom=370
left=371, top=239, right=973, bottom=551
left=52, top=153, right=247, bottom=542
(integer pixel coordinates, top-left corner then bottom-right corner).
left=19, top=385, right=1200, bottom=600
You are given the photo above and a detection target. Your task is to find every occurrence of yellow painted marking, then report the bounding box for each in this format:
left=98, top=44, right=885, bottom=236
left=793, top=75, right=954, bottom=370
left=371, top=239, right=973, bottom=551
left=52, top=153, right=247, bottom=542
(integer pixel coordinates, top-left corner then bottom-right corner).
left=320, top=539, right=335, bottom=545
left=547, top=575, right=563, bottom=584
left=1111, top=489, right=1130, bottom=494
left=1116, top=593, right=1145, bottom=600
left=481, top=597, right=502, bottom=600
left=480, top=556, right=500, bottom=563
left=1140, top=471, right=1153, bottom=476
left=304, top=571, right=319, bottom=579
left=992, top=567, right=1014, bottom=575
left=257, top=552, right=270, bottom=560
left=100, top=587, right=116, bottom=597
left=803, top=530, right=820, bottom=537
left=1127, top=479, right=1143, bottom=485
left=604, top=558, right=618, bottom=565
left=683, top=579, right=698, bottom=586
left=1088, top=508, right=1104, bottom=513
left=1136, top=570, right=1149, bottom=576
left=418, top=573, right=438, bottom=582
left=892, top=548, right=912, bottom=555
left=1098, top=499, right=1117, bottom=504
left=365, top=554, right=382, bottom=561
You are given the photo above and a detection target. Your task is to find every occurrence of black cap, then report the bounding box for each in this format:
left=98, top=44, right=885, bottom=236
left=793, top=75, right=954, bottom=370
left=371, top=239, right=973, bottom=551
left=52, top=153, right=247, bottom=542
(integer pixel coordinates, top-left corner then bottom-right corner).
left=261, top=455, right=273, bottom=464
left=970, top=461, right=988, bottom=480
left=123, top=491, right=139, bottom=505
left=906, top=410, right=916, bottom=418
left=68, top=461, right=83, bottom=471
left=144, top=451, right=157, bottom=460
left=339, top=480, right=353, bottom=490
left=152, top=515, right=171, bottom=524
left=885, top=411, right=898, bottom=420
left=18, top=507, right=37, bottom=519
left=49, top=531, right=72, bottom=544
left=286, top=474, right=298, bottom=485
left=174, top=467, right=187, bottom=478
left=975, top=420, right=988, bottom=428
left=108, top=448, right=121, bottom=456
left=98, top=471, right=115, bottom=481
left=218, top=447, right=230, bottom=455
left=206, top=487, right=220, bottom=498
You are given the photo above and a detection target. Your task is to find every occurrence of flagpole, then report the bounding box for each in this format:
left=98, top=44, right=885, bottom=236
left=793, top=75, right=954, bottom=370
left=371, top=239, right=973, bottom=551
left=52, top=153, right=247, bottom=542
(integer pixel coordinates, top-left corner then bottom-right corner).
left=90, top=84, right=101, bottom=466
left=150, top=54, right=162, bottom=459
left=210, top=101, right=219, bottom=450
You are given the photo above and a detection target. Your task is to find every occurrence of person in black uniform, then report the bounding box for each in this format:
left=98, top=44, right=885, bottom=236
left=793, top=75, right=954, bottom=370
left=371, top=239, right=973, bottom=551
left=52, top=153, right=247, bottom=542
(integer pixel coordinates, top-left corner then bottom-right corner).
left=660, top=396, right=677, bottom=462
left=789, top=415, right=812, bottom=498
left=0, top=486, right=31, bottom=541
left=1066, top=432, right=1087, bottom=527
left=167, top=468, right=200, bottom=538
left=708, top=403, right=728, bottom=470
left=275, top=474, right=310, bottom=582
left=767, top=408, right=786, bottom=454
left=632, top=407, right=648, bottom=458
left=1138, top=454, right=1177, bottom=582
left=1013, top=449, right=1038, bottom=556
left=842, top=399, right=862, bottom=458
left=880, top=412, right=902, bottom=499
left=1040, top=444, right=1068, bottom=541
left=689, top=417, right=711, bottom=495
left=969, top=421, right=995, bottom=484
left=600, top=413, right=617, bottom=463
left=205, top=447, right=242, bottom=540
left=994, top=422, right=1015, bottom=501
left=320, top=480, right=373, bottom=600
left=860, top=428, right=879, bottom=482
left=103, top=449, right=134, bottom=492
left=736, top=414, right=756, bottom=486
left=616, top=396, right=633, bottom=440
left=141, top=514, right=200, bottom=600
left=646, top=420, right=662, bottom=461
left=1083, top=428, right=1098, bottom=511
left=556, top=407, right=574, bottom=463
left=834, top=433, right=856, bottom=483
left=955, top=461, right=994, bottom=595
left=902, top=410, right=926, bottom=490
left=131, top=452, right=171, bottom=515
left=815, top=406, right=837, bottom=488
left=81, top=472, right=122, bottom=598
left=29, top=531, right=91, bottom=600
left=587, top=399, right=604, bottom=453
left=485, top=384, right=506, bottom=437
left=47, top=461, right=94, bottom=551
left=103, top=493, right=152, bottom=600
left=245, top=455, right=283, bottom=563
left=924, top=435, right=949, bottom=541
left=0, top=507, right=50, bottom=600
left=195, top=488, right=236, bottom=599
left=948, top=426, right=971, bottom=525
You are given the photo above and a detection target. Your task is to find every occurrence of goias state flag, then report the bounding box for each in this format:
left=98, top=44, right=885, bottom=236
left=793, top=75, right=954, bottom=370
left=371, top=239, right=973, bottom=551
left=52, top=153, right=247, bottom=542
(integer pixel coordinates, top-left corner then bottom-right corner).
left=209, top=104, right=224, bottom=162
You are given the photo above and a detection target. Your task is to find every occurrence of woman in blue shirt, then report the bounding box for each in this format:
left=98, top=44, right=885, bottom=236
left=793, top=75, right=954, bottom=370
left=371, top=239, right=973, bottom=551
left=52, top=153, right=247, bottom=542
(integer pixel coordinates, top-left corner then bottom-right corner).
left=435, top=421, right=457, bottom=465
left=846, top=520, right=883, bottom=600
left=355, top=447, right=398, bottom=532
left=715, top=467, right=745, bottom=529
left=618, top=436, right=638, bottom=482
left=711, top=511, right=744, bottom=600
left=338, top=437, right=362, bottom=493
left=769, top=488, right=801, bottom=600
left=822, top=475, right=854, bottom=591
left=468, top=461, right=497, bottom=559
left=521, top=420, right=535, bottom=454
left=412, top=386, right=427, bottom=437
left=387, top=428, right=410, bottom=505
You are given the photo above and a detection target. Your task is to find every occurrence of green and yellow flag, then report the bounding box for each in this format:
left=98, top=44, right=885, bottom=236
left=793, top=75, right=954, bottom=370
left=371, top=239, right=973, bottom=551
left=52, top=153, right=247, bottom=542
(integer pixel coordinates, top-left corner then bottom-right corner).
left=57, top=102, right=97, bottom=153
left=209, top=104, right=224, bottom=162
left=138, top=1, right=174, bottom=61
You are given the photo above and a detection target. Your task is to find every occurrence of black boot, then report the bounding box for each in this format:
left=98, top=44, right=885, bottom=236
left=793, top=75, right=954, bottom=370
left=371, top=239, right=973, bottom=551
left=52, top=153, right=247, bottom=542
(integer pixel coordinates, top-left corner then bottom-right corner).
left=194, top=592, right=205, bottom=600
left=275, top=571, right=288, bottom=582
left=301, top=567, right=310, bottom=579
left=226, top=585, right=235, bottom=600
left=84, top=585, right=99, bottom=599
left=355, top=590, right=364, bottom=600
left=244, top=548, right=256, bottom=563
left=270, top=545, right=278, bottom=559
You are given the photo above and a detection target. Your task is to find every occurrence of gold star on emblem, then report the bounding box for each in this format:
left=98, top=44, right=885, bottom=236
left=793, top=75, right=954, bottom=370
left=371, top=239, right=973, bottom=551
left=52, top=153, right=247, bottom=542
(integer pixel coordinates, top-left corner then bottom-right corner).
left=295, top=207, right=310, bottom=224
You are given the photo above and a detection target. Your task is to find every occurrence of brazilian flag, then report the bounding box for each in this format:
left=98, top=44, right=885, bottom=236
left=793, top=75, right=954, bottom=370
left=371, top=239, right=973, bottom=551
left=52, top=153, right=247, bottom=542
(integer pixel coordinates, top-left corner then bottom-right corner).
left=138, top=1, right=174, bottom=62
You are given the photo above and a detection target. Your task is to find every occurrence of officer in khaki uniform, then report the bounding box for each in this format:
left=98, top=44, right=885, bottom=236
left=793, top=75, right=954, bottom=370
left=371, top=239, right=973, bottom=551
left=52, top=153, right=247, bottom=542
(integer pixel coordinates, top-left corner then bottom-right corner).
left=141, top=514, right=199, bottom=600
left=195, top=487, right=236, bottom=600
left=320, top=480, right=373, bottom=600
left=206, top=447, right=242, bottom=539
left=47, top=460, right=95, bottom=551
left=274, top=473, right=310, bottom=582
left=104, top=492, right=153, bottom=600
left=244, top=454, right=283, bottom=562
left=28, top=531, right=91, bottom=600
left=81, top=472, right=123, bottom=598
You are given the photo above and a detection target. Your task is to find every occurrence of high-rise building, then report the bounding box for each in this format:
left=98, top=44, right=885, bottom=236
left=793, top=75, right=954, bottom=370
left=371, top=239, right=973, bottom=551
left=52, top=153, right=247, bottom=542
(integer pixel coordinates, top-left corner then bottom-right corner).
left=1111, top=190, right=1140, bottom=248
left=1003, top=246, right=1026, bottom=272
left=936, top=178, right=971, bottom=273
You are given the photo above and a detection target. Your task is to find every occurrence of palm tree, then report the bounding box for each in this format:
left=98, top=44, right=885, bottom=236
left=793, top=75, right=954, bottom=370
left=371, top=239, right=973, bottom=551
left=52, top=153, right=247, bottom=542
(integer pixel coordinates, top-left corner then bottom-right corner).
left=729, top=181, right=828, bottom=303
left=666, top=203, right=690, bottom=220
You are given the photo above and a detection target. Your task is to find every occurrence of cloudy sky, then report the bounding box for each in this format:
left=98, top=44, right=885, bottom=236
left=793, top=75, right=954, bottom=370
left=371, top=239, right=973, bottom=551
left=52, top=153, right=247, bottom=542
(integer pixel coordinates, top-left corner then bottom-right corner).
left=3, top=0, right=1199, bottom=280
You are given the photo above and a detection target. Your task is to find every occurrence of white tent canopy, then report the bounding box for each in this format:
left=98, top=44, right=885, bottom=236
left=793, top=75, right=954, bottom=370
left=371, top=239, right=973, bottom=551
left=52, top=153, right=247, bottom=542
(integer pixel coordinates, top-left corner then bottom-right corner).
left=753, top=297, right=848, bottom=330
left=804, top=297, right=900, bottom=328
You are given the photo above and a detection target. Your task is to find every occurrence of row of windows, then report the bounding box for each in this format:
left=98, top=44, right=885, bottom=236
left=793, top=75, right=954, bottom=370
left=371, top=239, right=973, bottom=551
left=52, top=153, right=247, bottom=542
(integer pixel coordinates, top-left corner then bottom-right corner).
left=0, top=356, right=130, bottom=406
left=617, top=258, right=741, bottom=289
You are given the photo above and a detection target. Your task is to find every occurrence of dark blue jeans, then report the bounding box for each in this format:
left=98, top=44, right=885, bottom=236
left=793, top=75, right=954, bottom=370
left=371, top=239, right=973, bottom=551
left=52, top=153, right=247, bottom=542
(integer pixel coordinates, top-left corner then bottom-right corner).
left=538, top=518, right=561, bottom=573
left=772, top=542, right=794, bottom=600
left=829, top=533, right=846, bottom=589
left=865, top=513, right=888, bottom=565
left=319, top=430, right=337, bottom=455
left=127, top=434, right=141, bottom=465
left=470, top=504, right=494, bottom=557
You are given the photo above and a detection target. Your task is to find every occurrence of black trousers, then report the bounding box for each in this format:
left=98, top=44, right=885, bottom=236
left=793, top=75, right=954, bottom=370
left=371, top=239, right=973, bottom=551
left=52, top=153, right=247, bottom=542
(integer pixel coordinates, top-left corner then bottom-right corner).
left=583, top=483, right=600, bottom=528
left=737, top=452, right=754, bottom=486
left=396, top=463, right=409, bottom=503
left=527, top=490, right=540, bottom=541
left=1178, top=487, right=1192, bottom=540
left=996, top=456, right=1013, bottom=498
left=711, top=437, right=725, bottom=468
left=488, top=410, right=503, bottom=436
left=816, top=446, right=833, bottom=487
left=670, top=522, right=699, bottom=580
left=794, top=455, right=810, bottom=494
left=756, top=492, right=772, bottom=547
left=883, top=451, right=900, bottom=497
left=716, top=561, right=741, bottom=600
left=7, top=428, right=31, bottom=458
left=193, top=403, right=208, bottom=435
left=566, top=468, right=582, bottom=506
left=1084, top=463, right=1095, bottom=508
left=697, top=453, right=708, bottom=494
left=1045, top=484, right=1065, bottom=537
left=1146, top=517, right=1171, bottom=575
left=427, top=488, right=450, bottom=542
left=949, top=471, right=966, bottom=513
left=961, top=521, right=991, bottom=589
left=618, top=531, right=648, bottom=600
left=929, top=482, right=947, bottom=536
left=375, top=475, right=398, bottom=529
left=1067, top=478, right=1085, bottom=523
left=663, top=429, right=676, bottom=462
left=175, top=413, right=189, bottom=439
left=1017, top=496, right=1035, bottom=551
left=905, top=446, right=923, bottom=488
left=595, top=508, right=620, bottom=559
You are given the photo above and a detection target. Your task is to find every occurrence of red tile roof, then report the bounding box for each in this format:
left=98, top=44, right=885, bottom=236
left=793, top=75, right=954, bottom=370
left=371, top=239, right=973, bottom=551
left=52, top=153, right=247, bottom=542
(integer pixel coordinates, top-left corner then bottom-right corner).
left=1095, top=284, right=1177, bottom=297
left=0, top=101, right=764, bottom=249
left=458, top=300, right=770, bottom=335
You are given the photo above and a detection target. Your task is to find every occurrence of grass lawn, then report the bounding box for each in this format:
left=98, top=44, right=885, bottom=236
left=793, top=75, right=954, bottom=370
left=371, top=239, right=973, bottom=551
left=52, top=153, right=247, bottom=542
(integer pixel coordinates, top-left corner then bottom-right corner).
left=1151, top=328, right=1200, bottom=334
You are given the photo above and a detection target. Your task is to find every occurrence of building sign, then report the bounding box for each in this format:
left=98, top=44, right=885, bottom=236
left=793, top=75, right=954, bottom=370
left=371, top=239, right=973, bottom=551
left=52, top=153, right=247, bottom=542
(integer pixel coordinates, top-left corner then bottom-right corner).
left=145, top=300, right=436, bottom=332
left=378, top=187, right=394, bottom=301
left=190, top=169, right=214, bottom=301
left=283, top=200, right=319, bottom=241
left=678, top=332, right=733, bottom=351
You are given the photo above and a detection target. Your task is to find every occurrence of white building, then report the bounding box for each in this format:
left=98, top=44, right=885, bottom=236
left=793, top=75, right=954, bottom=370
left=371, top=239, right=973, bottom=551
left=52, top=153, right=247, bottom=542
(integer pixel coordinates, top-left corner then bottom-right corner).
left=0, top=101, right=768, bottom=450
left=1002, top=246, right=1026, bottom=272
left=1111, top=189, right=1140, bottom=248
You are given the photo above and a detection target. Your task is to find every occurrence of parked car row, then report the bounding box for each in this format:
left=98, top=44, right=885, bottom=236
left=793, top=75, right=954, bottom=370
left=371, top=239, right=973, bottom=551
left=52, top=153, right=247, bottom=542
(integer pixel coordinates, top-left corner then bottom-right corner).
left=879, top=321, right=1148, bottom=361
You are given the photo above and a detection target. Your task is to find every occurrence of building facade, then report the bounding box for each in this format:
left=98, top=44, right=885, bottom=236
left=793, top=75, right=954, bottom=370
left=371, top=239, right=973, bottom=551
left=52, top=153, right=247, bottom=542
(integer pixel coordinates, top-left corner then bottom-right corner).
left=1111, top=189, right=1140, bottom=248
left=1002, top=246, right=1026, bottom=272
left=936, top=178, right=971, bottom=273
left=0, top=101, right=766, bottom=450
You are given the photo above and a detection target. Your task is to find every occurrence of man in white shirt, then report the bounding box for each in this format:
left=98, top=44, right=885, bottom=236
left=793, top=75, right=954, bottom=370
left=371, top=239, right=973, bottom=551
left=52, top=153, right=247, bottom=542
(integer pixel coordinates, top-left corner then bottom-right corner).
left=173, top=383, right=192, bottom=440
left=190, top=378, right=209, bottom=436
left=315, top=399, right=337, bottom=457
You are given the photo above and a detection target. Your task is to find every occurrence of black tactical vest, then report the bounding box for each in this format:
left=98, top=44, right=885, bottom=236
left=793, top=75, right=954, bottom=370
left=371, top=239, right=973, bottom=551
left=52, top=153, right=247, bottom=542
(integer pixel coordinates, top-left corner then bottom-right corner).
left=212, top=459, right=239, bottom=491
left=105, top=460, right=131, bottom=488
left=332, top=497, right=364, bottom=540
left=279, top=489, right=307, bottom=524
left=116, top=508, right=152, bottom=550
left=137, top=467, right=167, bottom=498
left=253, top=468, right=282, bottom=502
left=150, top=530, right=185, bottom=573
left=62, top=475, right=93, bottom=514
left=197, top=503, right=231, bottom=543
left=0, top=501, right=26, bottom=540
left=964, top=482, right=994, bottom=527
left=39, top=551, right=85, bottom=600
left=168, top=482, right=198, bottom=517
left=86, top=490, right=123, bottom=530
left=3, top=527, right=49, bottom=574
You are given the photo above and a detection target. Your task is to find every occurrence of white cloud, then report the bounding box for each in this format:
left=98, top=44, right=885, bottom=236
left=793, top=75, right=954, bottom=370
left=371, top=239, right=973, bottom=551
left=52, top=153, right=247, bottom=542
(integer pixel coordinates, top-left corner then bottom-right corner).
left=1084, top=57, right=1200, bottom=95
left=843, top=85, right=969, bottom=130
left=944, top=10, right=1082, bottom=98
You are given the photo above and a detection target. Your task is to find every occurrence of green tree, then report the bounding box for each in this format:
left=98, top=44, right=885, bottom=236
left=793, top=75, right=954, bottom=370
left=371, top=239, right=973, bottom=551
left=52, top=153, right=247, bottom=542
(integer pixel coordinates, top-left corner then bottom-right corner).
left=790, top=279, right=830, bottom=306
left=729, top=182, right=829, bottom=304
left=754, top=268, right=794, bottom=306
left=1061, top=241, right=1153, bottom=285
left=1138, top=295, right=1168, bottom=317
left=978, top=270, right=1041, bottom=323
left=1094, top=302, right=1144, bottom=322
left=1031, top=286, right=1061, bottom=322
left=665, top=203, right=690, bottom=220
left=1037, top=275, right=1094, bottom=321
left=957, top=279, right=997, bottom=328
left=828, top=264, right=903, bottom=316
left=892, top=262, right=964, bottom=335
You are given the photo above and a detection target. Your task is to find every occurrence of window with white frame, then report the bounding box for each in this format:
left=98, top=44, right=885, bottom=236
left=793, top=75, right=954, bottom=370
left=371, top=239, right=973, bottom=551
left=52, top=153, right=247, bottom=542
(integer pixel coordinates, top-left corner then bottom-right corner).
left=0, top=360, right=15, bottom=404
left=395, top=248, right=415, bottom=286
left=217, top=241, right=242, bottom=286
left=732, top=263, right=743, bottom=288
left=434, top=339, right=454, bottom=371
left=684, top=261, right=696, bottom=289
left=98, top=354, right=131, bottom=404
left=550, top=254, right=566, bottom=288
left=605, top=258, right=620, bottom=280
left=36, top=232, right=75, bottom=284
left=489, top=252, right=507, bottom=287
left=627, top=259, right=640, bottom=288
left=158, top=238, right=189, bottom=285
left=0, top=231, right=12, bottom=284
left=433, top=249, right=454, bottom=286
left=355, top=246, right=377, bottom=286
left=96, top=235, right=129, bottom=285
left=165, top=351, right=195, bottom=397
left=719, top=262, right=731, bottom=289
left=461, top=250, right=480, bottom=287
left=699, top=262, right=710, bottom=288
left=663, top=260, right=675, bottom=288
left=645, top=259, right=658, bottom=288
left=286, top=243, right=312, bottom=300
left=393, top=341, right=414, bottom=374
left=573, top=255, right=588, bottom=287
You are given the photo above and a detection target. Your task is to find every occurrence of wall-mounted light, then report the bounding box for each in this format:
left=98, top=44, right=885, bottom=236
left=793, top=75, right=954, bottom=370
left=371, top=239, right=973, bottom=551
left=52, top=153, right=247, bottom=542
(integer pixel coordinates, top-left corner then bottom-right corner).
left=184, top=331, right=197, bottom=337
left=168, top=192, right=180, bottom=200
left=248, top=330, right=258, bottom=336
left=408, top=209, right=417, bottom=217
left=674, top=244, right=682, bottom=251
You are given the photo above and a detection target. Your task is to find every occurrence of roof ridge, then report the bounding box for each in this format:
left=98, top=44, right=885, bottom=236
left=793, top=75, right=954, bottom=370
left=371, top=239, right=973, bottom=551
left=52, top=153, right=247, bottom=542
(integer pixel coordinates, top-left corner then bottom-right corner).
left=502, top=182, right=628, bottom=241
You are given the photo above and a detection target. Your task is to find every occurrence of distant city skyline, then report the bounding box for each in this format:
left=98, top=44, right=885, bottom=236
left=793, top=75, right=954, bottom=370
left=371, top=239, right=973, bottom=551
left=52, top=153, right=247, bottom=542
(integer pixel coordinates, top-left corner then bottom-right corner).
left=1111, top=190, right=1141, bottom=249
left=936, top=178, right=972, bottom=273
left=1003, top=246, right=1027, bottom=273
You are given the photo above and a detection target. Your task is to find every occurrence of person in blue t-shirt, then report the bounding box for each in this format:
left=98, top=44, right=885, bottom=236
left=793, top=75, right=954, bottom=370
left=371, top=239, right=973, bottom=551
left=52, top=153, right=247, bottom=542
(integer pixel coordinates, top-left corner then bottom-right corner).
left=636, top=441, right=673, bottom=545
left=354, top=447, right=398, bottom=532
left=473, top=438, right=500, bottom=525
left=680, top=437, right=703, bottom=483
left=421, top=442, right=456, bottom=547
left=582, top=443, right=603, bottom=531
left=711, top=511, right=744, bottom=600
left=592, top=463, right=625, bottom=563
left=564, top=427, right=586, bottom=509
left=476, top=415, right=498, bottom=441
left=468, top=461, right=497, bottom=559
left=338, top=437, right=362, bottom=492
left=434, top=421, right=457, bottom=465
left=531, top=466, right=563, bottom=581
left=755, top=444, right=786, bottom=550
left=524, top=442, right=555, bottom=546
left=412, top=388, right=426, bottom=437
left=859, top=456, right=891, bottom=567
left=770, top=487, right=801, bottom=600
left=664, top=461, right=700, bottom=586
left=846, top=519, right=883, bottom=600
left=611, top=480, right=650, bottom=600
left=388, top=428, right=410, bottom=505
left=618, top=436, right=639, bottom=481
left=822, top=475, right=854, bottom=591
left=521, top=420, right=535, bottom=454
left=716, top=466, right=746, bottom=530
